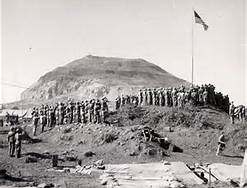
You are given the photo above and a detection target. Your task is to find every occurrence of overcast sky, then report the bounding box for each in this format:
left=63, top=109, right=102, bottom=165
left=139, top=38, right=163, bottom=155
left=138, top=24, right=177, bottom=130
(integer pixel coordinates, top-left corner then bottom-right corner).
left=1, top=0, right=246, bottom=105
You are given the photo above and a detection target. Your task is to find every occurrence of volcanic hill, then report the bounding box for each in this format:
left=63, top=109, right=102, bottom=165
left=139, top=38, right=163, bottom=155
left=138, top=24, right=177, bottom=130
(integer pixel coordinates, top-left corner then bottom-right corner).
left=21, top=55, right=189, bottom=102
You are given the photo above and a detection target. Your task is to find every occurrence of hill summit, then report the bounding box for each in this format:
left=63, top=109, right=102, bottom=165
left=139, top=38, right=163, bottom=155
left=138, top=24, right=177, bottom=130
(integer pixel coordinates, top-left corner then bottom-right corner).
left=21, top=55, right=188, bottom=101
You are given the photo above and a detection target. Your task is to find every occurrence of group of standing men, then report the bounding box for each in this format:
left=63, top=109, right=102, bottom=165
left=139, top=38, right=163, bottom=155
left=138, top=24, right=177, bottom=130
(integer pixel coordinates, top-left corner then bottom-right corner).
left=7, top=127, right=22, bottom=158
left=115, top=84, right=230, bottom=113
left=31, top=97, right=109, bottom=136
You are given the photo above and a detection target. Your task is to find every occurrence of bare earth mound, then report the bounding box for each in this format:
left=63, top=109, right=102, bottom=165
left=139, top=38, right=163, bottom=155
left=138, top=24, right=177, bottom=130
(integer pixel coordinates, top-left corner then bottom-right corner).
left=20, top=55, right=188, bottom=105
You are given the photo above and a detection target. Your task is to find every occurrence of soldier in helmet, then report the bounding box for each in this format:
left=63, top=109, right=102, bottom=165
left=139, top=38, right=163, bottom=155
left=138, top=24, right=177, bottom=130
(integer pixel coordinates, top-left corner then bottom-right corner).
left=171, top=87, right=177, bottom=107
left=102, top=97, right=109, bottom=124
left=84, top=100, right=89, bottom=123
left=81, top=101, right=86, bottom=124
left=167, top=88, right=172, bottom=107
left=94, top=99, right=102, bottom=124
left=198, top=86, right=204, bottom=106
left=50, top=105, right=56, bottom=127
left=57, top=102, right=63, bottom=125
left=40, top=111, right=47, bottom=133
left=75, top=102, right=81, bottom=123
left=8, top=127, right=16, bottom=157
left=138, top=89, right=143, bottom=106
left=152, top=88, right=157, bottom=106
left=143, top=89, right=147, bottom=106
left=89, top=99, right=95, bottom=123
left=69, top=101, right=75, bottom=124
left=163, top=88, right=168, bottom=107
left=15, top=127, right=22, bottom=158
left=115, top=96, right=121, bottom=110
left=31, top=107, right=39, bottom=136
left=190, top=88, right=198, bottom=106
left=202, top=88, right=209, bottom=106
left=121, top=94, right=126, bottom=106
left=160, top=88, right=165, bottom=106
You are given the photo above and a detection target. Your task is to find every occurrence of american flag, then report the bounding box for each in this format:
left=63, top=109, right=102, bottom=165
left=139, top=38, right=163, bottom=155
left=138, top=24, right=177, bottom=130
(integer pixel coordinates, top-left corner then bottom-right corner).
left=194, top=11, right=208, bottom=31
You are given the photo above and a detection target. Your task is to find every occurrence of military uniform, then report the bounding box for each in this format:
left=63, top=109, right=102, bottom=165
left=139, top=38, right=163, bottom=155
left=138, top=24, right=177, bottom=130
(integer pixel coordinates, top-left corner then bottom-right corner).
left=75, top=102, right=81, bottom=123
left=102, top=98, right=109, bottom=123
left=89, top=100, right=95, bottom=123
left=81, top=101, right=86, bottom=124
left=198, top=87, right=204, bottom=105
left=115, top=96, right=121, bottom=110
left=138, top=89, right=143, bottom=106
left=40, top=111, right=47, bottom=133
left=171, top=88, right=177, bottom=107
left=15, top=128, right=22, bottom=158
left=84, top=101, right=89, bottom=123
left=8, top=127, right=15, bottom=157
left=94, top=100, right=101, bottom=124
left=148, top=89, right=152, bottom=105
left=31, top=108, right=39, bottom=136
left=216, top=134, right=225, bottom=156
left=202, top=89, right=208, bottom=106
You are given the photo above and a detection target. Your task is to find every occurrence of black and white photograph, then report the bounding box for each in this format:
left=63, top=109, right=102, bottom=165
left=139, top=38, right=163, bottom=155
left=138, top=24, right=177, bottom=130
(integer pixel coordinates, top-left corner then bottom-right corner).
left=0, top=0, right=247, bottom=187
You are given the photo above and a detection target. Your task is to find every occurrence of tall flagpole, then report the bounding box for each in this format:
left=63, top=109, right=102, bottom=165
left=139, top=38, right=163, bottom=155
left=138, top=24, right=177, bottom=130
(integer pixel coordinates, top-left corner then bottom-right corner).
left=191, top=8, right=194, bottom=86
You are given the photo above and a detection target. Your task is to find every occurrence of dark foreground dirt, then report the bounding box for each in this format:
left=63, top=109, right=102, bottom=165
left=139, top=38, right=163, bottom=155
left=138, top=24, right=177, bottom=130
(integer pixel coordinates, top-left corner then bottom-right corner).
left=0, top=105, right=246, bottom=187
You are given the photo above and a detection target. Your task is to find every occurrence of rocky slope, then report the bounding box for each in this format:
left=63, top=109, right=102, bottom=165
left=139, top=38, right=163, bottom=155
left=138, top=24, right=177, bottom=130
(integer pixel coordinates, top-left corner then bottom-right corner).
left=21, top=55, right=189, bottom=102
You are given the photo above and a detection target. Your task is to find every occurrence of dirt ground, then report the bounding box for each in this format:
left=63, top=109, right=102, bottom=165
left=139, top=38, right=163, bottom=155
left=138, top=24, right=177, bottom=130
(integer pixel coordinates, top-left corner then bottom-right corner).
left=0, top=105, right=246, bottom=187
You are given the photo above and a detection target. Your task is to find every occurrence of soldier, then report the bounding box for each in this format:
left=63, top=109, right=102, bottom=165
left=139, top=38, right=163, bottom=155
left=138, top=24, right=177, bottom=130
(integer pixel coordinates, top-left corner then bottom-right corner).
left=160, top=88, right=165, bottom=106
left=94, top=99, right=101, bottom=124
left=121, top=94, right=126, bottom=106
left=49, top=105, right=56, bottom=127
left=84, top=100, right=89, bottom=123
left=190, top=88, right=198, bottom=106
left=208, top=84, right=216, bottom=105
left=69, top=101, right=75, bottom=124
left=57, top=102, right=63, bottom=125
left=134, top=96, right=139, bottom=107
left=65, top=102, right=70, bottom=124
left=15, top=127, right=22, bottom=158
left=138, top=89, right=143, bottom=106
left=222, top=95, right=230, bottom=113
left=75, top=102, right=81, bottom=123
left=115, top=96, right=121, bottom=110
left=177, top=90, right=185, bottom=108
left=216, top=132, right=226, bottom=156
left=229, top=101, right=235, bottom=124
left=40, top=111, right=47, bottom=133
left=153, top=88, right=158, bottom=106
left=163, top=88, right=168, bottom=107
left=31, top=107, right=39, bottom=136
left=171, top=88, right=178, bottom=107
left=143, top=89, right=148, bottom=106
left=198, top=86, right=204, bottom=106
left=7, top=127, right=15, bottom=157
left=54, top=103, right=59, bottom=125
left=147, top=88, right=152, bottom=105
left=102, top=97, right=109, bottom=124
left=202, top=88, right=209, bottom=106
left=126, top=95, right=131, bottom=104
left=47, top=106, right=51, bottom=127
left=167, top=88, right=172, bottom=107
left=81, top=101, right=86, bottom=124
left=44, top=105, right=49, bottom=126
left=89, top=99, right=95, bottom=123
